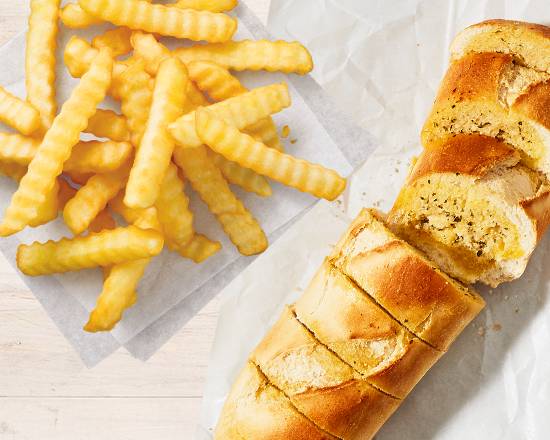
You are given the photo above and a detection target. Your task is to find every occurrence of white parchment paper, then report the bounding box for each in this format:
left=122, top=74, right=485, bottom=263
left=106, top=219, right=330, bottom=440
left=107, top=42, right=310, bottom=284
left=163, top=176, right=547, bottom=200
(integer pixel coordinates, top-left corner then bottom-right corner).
left=0, top=1, right=376, bottom=366
left=199, top=1, right=550, bottom=438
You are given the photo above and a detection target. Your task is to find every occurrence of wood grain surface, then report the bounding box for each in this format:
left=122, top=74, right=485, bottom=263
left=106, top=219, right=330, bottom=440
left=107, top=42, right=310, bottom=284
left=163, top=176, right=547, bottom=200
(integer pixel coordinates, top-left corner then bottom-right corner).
left=0, top=1, right=271, bottom=438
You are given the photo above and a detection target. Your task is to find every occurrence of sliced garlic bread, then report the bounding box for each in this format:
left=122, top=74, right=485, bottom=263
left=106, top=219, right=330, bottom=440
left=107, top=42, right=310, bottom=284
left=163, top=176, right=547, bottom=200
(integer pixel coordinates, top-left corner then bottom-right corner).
left=450, top=19, right=550, bottom=73
left=251, top=306, right=400, bottom=440
left=215, top=361, right=337, bottom=440
left=389, top=134, right=550, bottom=286
left=295, top=259, right=442, bottom=399
left=330, top=208, right=484, bottom=350
left=421, top=52, right=550, bottom=176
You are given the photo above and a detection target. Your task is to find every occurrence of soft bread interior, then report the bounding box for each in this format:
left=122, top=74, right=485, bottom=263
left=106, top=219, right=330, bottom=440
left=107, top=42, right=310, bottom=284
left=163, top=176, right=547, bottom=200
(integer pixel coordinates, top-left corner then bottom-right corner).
left=450, top=21, right=550, bottom=74
left=389, top=159, right=541, bottom=286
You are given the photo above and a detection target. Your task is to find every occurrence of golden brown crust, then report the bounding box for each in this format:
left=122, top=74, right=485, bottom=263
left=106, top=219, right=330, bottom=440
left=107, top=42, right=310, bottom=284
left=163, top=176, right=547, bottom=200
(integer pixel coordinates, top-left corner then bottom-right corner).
left=432, top=52, right=510, bottom=107
left=330, top=209, right=485, bottom=351
left=521, top=189, right=550, bottom=240
left=294, top=260, right=443, bottom=399
left=252, top=306, right=400, bottom=439
left=411, top=134, right=519, bottom=183
left=215, top=362, right=336, bottom=440
left=512, top=79, right=550, bottom=130
left=466, top=19, right=550, bottom=41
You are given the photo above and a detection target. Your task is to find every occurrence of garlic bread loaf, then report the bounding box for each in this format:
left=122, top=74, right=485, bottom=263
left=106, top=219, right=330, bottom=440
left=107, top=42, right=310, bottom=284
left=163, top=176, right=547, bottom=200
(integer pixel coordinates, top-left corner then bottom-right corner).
left=450, top=19, right=550, bottom=73
left=215, top=361, right=337, bottom=440
left=294, top=259, right=442, bottom=399
left=251, top=306, right=401, bottom=440
left=388, top=134, right=550, bottom=286
left=330, top=209, right=485, bottom=351
left=421, top=52, right=550, bottom=176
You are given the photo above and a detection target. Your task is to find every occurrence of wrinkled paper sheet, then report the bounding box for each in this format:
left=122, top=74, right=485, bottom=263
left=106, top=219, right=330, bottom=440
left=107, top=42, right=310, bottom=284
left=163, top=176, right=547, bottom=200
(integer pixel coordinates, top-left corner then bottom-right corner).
left=0, top=1, right=376, bottom=366
left=199, top=1, right=550, bottom=439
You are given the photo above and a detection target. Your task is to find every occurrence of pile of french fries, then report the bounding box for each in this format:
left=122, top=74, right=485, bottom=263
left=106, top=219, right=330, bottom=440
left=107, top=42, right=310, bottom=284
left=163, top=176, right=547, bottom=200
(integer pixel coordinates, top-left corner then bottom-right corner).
left=0, top=0, right=346, bottom=332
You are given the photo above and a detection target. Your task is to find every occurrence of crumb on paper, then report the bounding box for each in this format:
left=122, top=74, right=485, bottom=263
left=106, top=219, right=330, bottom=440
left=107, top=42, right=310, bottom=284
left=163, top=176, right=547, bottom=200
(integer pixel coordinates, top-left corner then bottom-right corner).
left=394, top=168, right=399, bottom=173
left=492, top=323, right=502, bottom=332
left=477, top=325, right=486, bottom=337
left=504, top=295, right=509, bottom=300
left=515, top=308, right=520, bottom=313
left=290, top=138, right=298, bottom=144
left=281, top=125, right=290, bottom=138
left=488, top=289, right=494, bottom=295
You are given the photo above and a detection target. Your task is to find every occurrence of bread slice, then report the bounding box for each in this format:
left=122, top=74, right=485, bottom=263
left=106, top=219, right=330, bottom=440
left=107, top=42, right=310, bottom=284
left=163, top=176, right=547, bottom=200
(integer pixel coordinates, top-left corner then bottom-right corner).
left=388, top=134, right=550, bottom=287
left=421, top=51, right=550, bottom=176
left=251, top=306, right=401, bottom=440
left=330, top=209, right=485, bottom=351
left=450, top=19, right=550, bottom=73
left=294, top=259, right=442, bottom=399
left=215, top=361, right=337, bottom=440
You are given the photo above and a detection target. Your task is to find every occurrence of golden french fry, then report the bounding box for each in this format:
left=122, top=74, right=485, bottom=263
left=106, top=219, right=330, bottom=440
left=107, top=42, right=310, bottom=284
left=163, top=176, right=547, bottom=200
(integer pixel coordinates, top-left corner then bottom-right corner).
left=173, top=145, right=267, bottom=255
left=169, top=83, right=290, bottom=149
left=0, top=87, right=41, bottom=135
left=65, top=171, right=93, bottom=186
left=118, top=59, right=153, bottom=146
left=63, top=161, right=130, bottom=235
left=195, top=108, right=347, bottom=201
left=85, top=109, right=130, bottom=142
left=155, top=162, right=194, bottom=249
left=0, top=163, right=27, bottom=182
left=57, top=178, right=77, bottom=210
left=0, top=135, right=132, bottom=175
left=92, top=27, right=133, bottom=58
left=187, top=60, right=247, bottom=101
left=187, top=60, right=284, bottom=151
left=0, top=133, right=40, bottom=166
left=125, top=58, right=188, bottom=208
left=176, top=233, right=221, bottom=263
left=174, top=0, right=237, bottom=12
left=60, top=3, right=103, bottom=28
left=79, top=0, right=237, bottom=42
left=63, top=140, right=133, bottom=174
left=174, top=40, right=313, bottom=74
left=130, top=32, right=170, bottom=76
left=28, top=179, right=59, bottom=228
left=209, top=152, right=272, bottom=197
left=26, top=0, right=60, bottom=130
left=88, top=208, right=116, bottom=233
left=0, top=49, right=114, bottom=236
left=64, top=36, right=131, bottom=99
left=86, top=202, right=160, bottom=332
left=17, top=225, right=164, bottom=276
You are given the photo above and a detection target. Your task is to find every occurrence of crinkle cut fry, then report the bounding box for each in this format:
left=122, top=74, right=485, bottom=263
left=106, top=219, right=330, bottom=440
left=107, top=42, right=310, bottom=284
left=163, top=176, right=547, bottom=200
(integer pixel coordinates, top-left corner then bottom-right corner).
left=155, top=163, right=194, bottom=249
left=17, top=225, right=164, bottom=276
left=63, top=161, right=131, bottom=235
left=187, top=60, right=284, bottom=151
left=175, top=40, right=313, bottom=74
left=85, top=109, right=130, bottom=142
left=0, top=49, right=114, bottom=236
left=173, top=145, right=267, bottom=256
left=0, top=87, right=41, bottom=136
left=169, top=82, right=291, bottom=149
left=78, top=0, right=237, bottom=42
left=195, top=108, right=346, bottom=201
left=173, top=0, right=237, bottom=13
left=92, top=27, right=134, bottom=58
left=26, top=0, right=60, bottom=130
left=125, top=57, right=188, bottom=208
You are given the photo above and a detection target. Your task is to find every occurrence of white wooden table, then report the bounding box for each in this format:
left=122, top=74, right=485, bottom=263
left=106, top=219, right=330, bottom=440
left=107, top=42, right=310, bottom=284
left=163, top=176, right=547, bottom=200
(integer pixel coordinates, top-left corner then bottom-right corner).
left=0, top=1, right=271, bottom=438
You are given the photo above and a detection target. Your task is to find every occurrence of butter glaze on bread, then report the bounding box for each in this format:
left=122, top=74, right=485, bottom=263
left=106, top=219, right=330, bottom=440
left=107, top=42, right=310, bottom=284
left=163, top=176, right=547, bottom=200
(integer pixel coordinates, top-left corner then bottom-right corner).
left=450, top=19, right=550, bottom=73
left=215, top=361, right=337, bottom=440
left=330, top=209, right=485, bottom=351
left=389, top=134, right=550, bottom=286
left=251, top=306, right=401, bottom=440
left=295, top=259, right=442, bottom=399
